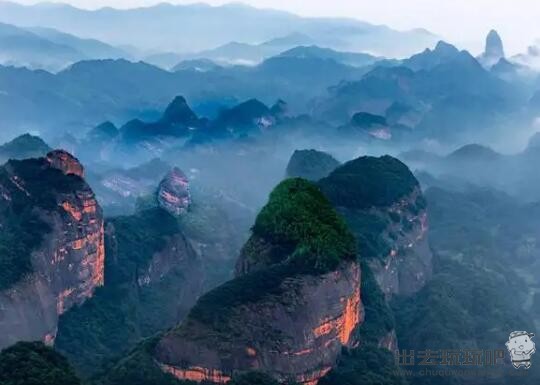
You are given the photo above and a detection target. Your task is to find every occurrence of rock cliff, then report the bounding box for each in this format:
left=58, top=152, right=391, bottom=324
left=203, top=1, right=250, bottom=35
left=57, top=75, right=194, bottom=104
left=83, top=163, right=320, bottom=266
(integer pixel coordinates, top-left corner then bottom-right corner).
left=319, top=155, right=431, bottom=298
left=54, top=207, right=204, bottom=375
left=0, top=151, right=104, bottom=349
left=46, top=149, right=85, bottom=177
left=157, top=167, right=191, bottom=216
left=152, top=178, right=363, bottom=385
left=479, top=30, right=505, bottom=68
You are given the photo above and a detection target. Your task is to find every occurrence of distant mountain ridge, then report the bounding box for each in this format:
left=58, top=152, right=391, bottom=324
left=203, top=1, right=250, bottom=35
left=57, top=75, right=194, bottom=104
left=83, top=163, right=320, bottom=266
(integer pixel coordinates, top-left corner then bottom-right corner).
left=166, top=33, right=315, bottom=68
left=0, top=21, right=127, bottom=71
left=0, top=1, right=437, bottom=58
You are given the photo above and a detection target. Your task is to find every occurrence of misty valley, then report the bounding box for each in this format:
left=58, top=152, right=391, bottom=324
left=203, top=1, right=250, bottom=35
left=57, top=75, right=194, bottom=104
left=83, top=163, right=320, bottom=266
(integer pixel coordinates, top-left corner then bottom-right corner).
left=1, top=2, right=540, bottom=385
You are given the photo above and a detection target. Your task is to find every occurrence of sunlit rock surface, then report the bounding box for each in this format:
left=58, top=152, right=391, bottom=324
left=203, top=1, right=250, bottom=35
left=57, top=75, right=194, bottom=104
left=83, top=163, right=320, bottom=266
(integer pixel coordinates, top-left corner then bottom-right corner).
left=152, top=178, right=363, bottom=385
left=46, top=149, right=84, bottom=177
left=157, top=167, right=191, bottom=216
left=0, top=151, right=104, bottom=349
left=155, top=261, right=362, bottom=385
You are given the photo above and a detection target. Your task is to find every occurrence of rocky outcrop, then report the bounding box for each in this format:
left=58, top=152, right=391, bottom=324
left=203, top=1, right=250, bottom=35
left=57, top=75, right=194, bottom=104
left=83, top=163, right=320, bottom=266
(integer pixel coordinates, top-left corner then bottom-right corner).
left=0, top=152, right=104, bottom=349
left=319, top=155, right=432, bottom=297
left=46, top=150, right=84, bottom=177
left=479, top=30, right=505, bottom=68
left=54, top=207, right=205, bottom=375
left=152, top=178, right=363, bottom=385
left=364, top=187, right=430, bottom=297
left=485, top=30, right=504, bottom=60
left=157, top=167, right=191, bottom=216
left=156, top=261, right=362, bottom=385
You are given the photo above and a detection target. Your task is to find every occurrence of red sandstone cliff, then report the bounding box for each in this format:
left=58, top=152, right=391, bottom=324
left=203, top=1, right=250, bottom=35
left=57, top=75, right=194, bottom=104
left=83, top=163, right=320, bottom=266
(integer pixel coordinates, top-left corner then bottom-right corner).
left=46, top=149, right=85, bottom=177
left=151, top=178, right=363, bottom=385
left=157, top=167, right=191, bottom=216
left=0, top=151, right=104, bottom=349
left=155, top=261, right=363, bottom=385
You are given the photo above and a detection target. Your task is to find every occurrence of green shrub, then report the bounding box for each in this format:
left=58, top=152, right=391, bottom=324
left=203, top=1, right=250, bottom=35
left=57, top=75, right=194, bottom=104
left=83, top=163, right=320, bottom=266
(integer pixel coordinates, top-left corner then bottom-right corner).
left=0, top=342, right=81, bottom=385
left=319, top=155, right=418, bottom=209
left=252, top=178, right=356, bottom=271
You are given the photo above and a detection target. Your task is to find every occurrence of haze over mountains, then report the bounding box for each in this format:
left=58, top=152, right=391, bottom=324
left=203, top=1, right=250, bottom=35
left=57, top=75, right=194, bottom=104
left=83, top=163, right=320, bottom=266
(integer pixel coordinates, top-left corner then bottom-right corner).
left=0, top=1, right=436, bottom=58
left=3, top=2, right=540, bottom=385
left=0, top=19, right=536, bottom=152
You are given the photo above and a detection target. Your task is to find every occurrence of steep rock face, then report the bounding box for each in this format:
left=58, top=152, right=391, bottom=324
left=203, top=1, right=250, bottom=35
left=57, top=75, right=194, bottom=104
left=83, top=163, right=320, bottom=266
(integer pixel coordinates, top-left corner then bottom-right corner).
left=319, top=155, right=432, bottom=297
left=157, top=167, right=191, bottom=216
left=156, top=262, right=361, bottom=385
left=54, top=207, right=205, bottom=375
left=152, top=178, right=363, bottom=385
left=46, top=149, right=84, bottom=177
left=485, top=30, right=504, bottom=60
left=365, top=186, right=430, bottom=297
left=479, top=30, right=505, bottom=68
left=0, top=153, right=104, bottom=349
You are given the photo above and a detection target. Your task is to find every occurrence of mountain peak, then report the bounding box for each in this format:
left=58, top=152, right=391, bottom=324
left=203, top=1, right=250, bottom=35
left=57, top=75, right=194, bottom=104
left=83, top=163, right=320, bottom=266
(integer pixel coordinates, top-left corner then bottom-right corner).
left=87, top=121, right=118, bottom=141
left=0, top=133, right=51, bottom=161
left=270, top=99, right=288, bottom=117
left=485, top=29, right=504, bottom=60
left=218, top=98, right=271, bottom=126
left=161, top=96, right=198, bottom=126
left=447, top=143, right=501, bottom=162
left=46, top=149, right=84, bottom=177
left=403, top=40, right=461, bottom=71
left=434, top=40, right=459, bottom=54
left=319, top=155, right=419, bottom=209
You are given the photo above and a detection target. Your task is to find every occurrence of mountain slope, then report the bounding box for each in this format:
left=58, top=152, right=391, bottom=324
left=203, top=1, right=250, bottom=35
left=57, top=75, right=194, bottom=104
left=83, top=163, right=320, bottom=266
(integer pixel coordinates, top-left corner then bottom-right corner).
left=0, top=21, right=127, bottom=71
left=0, top=22, right=81, bottom=71
left=0, top=133, right=51, bottom=162
left=0, top=150, right=104, bottom=349
left=0, top=1, right=437, bottom=57
left=98, top=178, right=362, bottom=385
left=279, top=46, right=379, bottom=67
left=0, top=342, right=81, bottom=385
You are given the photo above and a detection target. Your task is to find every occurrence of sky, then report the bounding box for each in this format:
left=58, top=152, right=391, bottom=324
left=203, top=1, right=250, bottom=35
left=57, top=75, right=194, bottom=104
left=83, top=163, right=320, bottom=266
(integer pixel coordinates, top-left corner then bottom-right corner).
left=10, top=0, right=540, bottom=55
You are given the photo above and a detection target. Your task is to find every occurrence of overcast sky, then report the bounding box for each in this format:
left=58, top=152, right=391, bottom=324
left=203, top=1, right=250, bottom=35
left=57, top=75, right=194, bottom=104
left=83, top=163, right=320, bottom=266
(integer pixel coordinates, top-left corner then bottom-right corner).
left=11, top=0, right=540, bottom=55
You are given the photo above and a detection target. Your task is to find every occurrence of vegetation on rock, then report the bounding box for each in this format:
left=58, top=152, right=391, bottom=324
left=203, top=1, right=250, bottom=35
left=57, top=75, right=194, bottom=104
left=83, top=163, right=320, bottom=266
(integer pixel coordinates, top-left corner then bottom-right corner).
left=55, top=208, right=188, bottom=375
left=0, top=342, right=81, bottom=385
left=252, top=177, right=356, bottom=271
left=319, top=155, right=418, bottom=209
left=0, top=158, right=86, bottom=289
